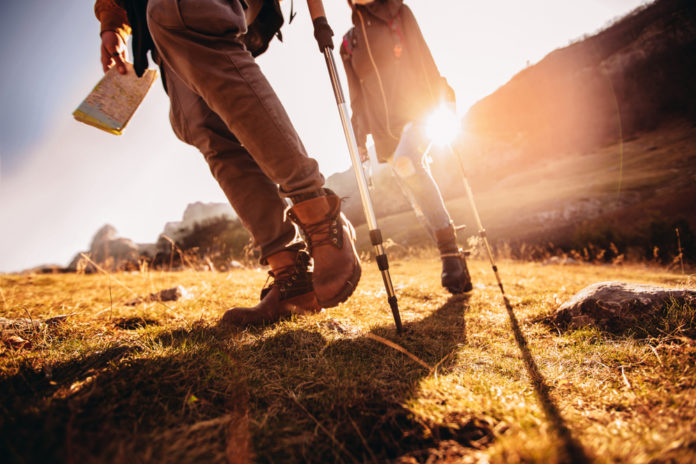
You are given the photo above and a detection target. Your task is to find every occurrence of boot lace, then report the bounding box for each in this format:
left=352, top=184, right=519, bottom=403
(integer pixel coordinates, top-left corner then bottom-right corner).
left=260, top=253, right=313, bottom=300
left=301, top=217, right=342, bottom=251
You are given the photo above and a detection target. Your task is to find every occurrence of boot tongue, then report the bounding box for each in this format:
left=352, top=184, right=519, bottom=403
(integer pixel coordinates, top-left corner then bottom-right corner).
left=291, top=195, right=333, bottom=224
left=267, top=250, right=298, bottom=271
left=289, top=193, right=342, bottom=249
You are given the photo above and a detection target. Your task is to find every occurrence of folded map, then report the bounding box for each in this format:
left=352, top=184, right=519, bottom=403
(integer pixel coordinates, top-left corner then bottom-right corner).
left=73, top=63, right=158, bottom=135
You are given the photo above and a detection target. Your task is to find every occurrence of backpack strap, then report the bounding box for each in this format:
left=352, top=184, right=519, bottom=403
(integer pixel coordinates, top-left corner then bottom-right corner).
left=341, top=28, right=357, bottom=57
left=243, top=0, right=284, bottom=57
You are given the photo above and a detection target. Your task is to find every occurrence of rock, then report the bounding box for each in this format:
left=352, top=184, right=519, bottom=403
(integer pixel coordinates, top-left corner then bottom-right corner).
left=90, top=231, right=139, bottom=265
left=553, top=281, right=696, bottom=335
left=90, top=224, right=118, bottom=250
left=125, top=286, right=190, bottom=306
left=44, top=314, right=76, bottom=325
left=155, top=286, right=188, bottom=302
left=68, top=224, right=155, bottom=272
left=160, top=202, right=236, bottom=245
left=229, top=260, right=244, bottom=269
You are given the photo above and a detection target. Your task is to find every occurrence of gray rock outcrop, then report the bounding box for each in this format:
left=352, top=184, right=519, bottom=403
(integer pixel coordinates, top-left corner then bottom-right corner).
left=68, top=224, right=154, bottom=272
left=160, top=202, right=236, bottom=246
left=553, top=281, right=696, bottom=334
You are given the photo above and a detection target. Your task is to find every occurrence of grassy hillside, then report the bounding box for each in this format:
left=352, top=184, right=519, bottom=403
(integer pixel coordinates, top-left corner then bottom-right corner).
left=348, top=122, right=696, bottom=267
left=1, top=258, right=694, bottom=463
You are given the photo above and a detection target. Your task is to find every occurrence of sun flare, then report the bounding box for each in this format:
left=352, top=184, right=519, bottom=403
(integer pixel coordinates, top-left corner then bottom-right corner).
left=425, top=105, right=459, bottom=147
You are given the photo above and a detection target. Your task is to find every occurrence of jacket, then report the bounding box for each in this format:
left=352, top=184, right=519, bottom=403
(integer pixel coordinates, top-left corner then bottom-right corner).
left=340, top=0, right=454, bottom=162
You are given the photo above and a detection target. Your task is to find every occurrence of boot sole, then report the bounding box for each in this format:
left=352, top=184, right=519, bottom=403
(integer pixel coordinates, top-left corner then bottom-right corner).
left=445, top=282, right=473, bottom=294
left=317, top=260, right=362, bottom=308
left=443, top=257, right=473, bottom=294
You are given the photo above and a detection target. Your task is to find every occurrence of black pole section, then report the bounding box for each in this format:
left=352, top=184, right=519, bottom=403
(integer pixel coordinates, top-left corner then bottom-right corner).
left=319, top=47, right=402, bottom=333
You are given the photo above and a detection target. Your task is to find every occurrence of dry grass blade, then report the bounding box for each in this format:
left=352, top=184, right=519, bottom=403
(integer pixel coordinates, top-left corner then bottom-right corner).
left=289, top=392, right=360, bottom=464
left=621, top=365, right=632, bottom=390
left=364, top=332, right=433, bottom=372
left=649, top=344, right=664, bottom=367
left=79, top=252, right=175, bottom=313
left=161, top=235, right=200, bottom=272
left=348, top=415, right=378, bottom=464
left=79, top=253, right=139, bottom=297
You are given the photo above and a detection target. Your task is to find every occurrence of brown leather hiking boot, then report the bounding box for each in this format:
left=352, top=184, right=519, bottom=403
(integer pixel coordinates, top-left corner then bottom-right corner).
left=288, top=189, right=361, bottom=307
left=435, top=224, right=473, bottom=294
left=220, top=250, right=321, bottom=327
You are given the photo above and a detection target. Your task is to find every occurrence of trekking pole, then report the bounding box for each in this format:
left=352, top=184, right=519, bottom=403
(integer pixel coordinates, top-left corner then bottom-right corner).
left=309, top=10, right=402, bottom=333
left=324, top=48, right=402, bottom=333
left=447, top=145, right=513, bottom=309
left=448, top=143, right=591, bottom=463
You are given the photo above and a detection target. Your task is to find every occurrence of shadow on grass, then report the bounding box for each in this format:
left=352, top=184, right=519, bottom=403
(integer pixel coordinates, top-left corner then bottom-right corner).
left=500, top=295, right=591, bottom=464
left=1, top=294, right=496, bottom=463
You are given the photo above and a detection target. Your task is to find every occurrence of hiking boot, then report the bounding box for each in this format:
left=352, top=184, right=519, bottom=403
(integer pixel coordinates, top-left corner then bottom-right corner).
left=288, top=189, right=361, bottom=307
left=220, top=250, right=321, bottom=327
left=435, top=224, right=473, bottom=294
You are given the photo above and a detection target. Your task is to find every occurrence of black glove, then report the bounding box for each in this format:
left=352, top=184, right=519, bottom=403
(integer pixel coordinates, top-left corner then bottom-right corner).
left=312, top=16, right=334, bottom=52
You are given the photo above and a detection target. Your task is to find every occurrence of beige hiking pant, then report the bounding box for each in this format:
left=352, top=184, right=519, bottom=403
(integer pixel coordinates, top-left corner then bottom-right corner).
left=146, top=0, right=325, bottom=262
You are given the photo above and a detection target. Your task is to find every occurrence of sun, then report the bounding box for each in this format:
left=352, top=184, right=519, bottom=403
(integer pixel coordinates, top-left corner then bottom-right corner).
left=425, top=104, right=459, bottom=147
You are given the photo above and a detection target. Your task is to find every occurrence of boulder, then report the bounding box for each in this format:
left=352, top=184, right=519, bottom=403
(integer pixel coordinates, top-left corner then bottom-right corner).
left=68, top=224, right=154, bottom=272
left=553, top=281, right=696, bottom=335
left=125, top=286, right=190, bottom=306
left=160, top=201, right=236, bottom=246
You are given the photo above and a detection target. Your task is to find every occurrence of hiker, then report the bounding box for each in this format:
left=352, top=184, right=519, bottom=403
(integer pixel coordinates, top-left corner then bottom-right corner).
left=94, top=0, right=361, bottom=325
left=339, top=0, right=472, bottom=293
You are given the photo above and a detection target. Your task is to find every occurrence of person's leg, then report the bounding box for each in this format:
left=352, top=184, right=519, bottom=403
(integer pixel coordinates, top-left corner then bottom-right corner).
left=390, top=123, right=452, bottom=234
left=390, top=123, right=472, bottom=293
left=162, top=62, right=319, bottom=324
left=163, top=61, right=300, bottom=263
left=147, top=0, right=322, bottom=197
left=147, top=0, right=360, bottom=307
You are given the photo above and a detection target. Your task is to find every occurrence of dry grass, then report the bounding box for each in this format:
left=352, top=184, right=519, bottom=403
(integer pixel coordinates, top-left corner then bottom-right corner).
left=1, top=256, right=694, bottom=463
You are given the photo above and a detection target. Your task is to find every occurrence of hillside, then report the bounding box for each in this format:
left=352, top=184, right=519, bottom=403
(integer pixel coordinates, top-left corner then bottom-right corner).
left=327, top=0, right=696, bottom=264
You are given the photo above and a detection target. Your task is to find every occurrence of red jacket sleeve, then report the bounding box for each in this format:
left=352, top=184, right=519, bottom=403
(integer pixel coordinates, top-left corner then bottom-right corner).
left=94, top=0, right=131, bottom=42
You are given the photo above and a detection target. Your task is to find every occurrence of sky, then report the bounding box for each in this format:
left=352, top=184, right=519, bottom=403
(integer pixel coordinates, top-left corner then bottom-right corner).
left=0, top=0, right=648, bottom=273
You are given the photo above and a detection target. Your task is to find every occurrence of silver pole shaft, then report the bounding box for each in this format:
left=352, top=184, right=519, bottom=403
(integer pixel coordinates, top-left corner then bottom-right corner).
left=322, top=48, right=402, bottom=332
left=323, top=50, right=379, bottom=232
left=449, top=145, right=507, bottom=295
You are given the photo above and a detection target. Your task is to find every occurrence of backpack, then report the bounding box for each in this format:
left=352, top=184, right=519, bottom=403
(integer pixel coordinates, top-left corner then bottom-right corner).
left=122, top=0, right=287, bottom=77
left=242, top=0, right=286, bottom=57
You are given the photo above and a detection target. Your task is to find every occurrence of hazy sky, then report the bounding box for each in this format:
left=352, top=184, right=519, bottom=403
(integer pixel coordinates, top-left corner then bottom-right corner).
left=0, top=0, right=647, bottom=272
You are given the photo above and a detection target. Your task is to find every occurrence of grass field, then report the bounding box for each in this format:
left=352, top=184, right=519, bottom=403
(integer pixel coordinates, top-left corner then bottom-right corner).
left=1, top=256, right=694, bottom=463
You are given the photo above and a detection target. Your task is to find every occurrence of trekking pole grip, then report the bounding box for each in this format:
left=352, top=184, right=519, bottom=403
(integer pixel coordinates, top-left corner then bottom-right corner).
left=312, top=16, right=334, bottom=52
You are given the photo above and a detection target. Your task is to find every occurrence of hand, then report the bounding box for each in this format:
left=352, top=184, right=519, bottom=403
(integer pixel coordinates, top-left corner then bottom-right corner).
left=312, top=16, right=334, bottom=52
left=358, top=145, right=369, bottom=163
left=100, top=31, right=127, bottom=74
